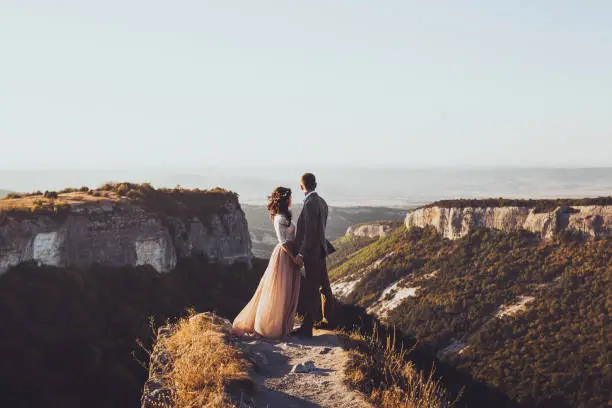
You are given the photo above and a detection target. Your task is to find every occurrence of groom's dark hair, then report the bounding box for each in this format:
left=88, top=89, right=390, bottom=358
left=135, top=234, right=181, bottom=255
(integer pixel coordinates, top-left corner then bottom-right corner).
left=301, top=173, right=317, bottom=191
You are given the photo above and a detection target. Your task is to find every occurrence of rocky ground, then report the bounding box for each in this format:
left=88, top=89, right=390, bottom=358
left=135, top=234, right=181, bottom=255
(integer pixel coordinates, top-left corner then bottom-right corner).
left=236, top=330, right=372, bottom=408
left=142, top=315, right=372, bottom=408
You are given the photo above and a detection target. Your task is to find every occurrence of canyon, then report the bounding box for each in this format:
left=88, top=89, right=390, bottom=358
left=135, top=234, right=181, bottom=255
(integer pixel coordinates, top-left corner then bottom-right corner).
left=245, top=204, right=407, bottom=258
left=327, top=207, right=611, bottom=408
left=2, top=188, right=611, bottom=408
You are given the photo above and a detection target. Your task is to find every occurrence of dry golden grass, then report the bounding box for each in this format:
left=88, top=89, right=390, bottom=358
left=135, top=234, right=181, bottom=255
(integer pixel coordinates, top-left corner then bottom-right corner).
left=2, top=183, right=238, bottom=224
left=343, top=328, right=456, bottom=408
left=155, top=313, right=252, bottom=408
left=0, top=192, right=115, bottom=212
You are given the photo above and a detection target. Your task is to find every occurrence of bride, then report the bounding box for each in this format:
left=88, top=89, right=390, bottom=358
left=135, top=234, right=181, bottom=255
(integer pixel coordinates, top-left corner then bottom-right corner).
left=232, top=187, right=302, bottom=339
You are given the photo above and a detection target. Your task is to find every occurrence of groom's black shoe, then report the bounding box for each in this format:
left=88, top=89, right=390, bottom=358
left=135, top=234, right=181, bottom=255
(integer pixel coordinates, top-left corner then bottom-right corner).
left=290, top=327, right=313, bottom=338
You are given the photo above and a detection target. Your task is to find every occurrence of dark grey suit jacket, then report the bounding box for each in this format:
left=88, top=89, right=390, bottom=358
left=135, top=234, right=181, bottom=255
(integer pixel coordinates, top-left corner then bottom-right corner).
left=294, top=192, right=329, bottom=261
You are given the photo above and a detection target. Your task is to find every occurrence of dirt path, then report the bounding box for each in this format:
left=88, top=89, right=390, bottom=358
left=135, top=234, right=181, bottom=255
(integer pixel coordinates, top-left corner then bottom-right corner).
left=235, top=330, right=372, bottom=408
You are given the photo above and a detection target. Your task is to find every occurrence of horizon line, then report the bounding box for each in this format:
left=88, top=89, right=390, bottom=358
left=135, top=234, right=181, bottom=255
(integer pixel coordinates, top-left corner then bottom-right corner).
left=1, top=165, right=612, bottom=172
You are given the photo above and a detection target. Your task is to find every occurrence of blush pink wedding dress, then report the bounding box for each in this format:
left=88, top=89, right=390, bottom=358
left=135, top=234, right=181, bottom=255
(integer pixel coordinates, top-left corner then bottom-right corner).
left=232, top=214, right=301, bottom=339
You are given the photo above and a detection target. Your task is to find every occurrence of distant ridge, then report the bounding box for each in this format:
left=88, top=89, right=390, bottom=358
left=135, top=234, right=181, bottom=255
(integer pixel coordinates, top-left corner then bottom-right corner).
left=409, top=198, right=612, bottom=240
left=1, top=167, right=611, bottom=207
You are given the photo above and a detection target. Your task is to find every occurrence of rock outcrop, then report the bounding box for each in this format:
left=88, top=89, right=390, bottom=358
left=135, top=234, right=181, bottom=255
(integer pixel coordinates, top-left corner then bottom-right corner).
left=0, top=191, right=252, bottom=274
left=345, top=221, right=398, bottom=240
left=405, top=204, right=612, bottom=240
left=142, top=313, right=372, bottom=408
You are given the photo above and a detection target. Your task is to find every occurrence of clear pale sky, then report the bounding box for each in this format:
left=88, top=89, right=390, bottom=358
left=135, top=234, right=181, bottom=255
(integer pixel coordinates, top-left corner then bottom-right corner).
left=1, top=1, right=611, bottom=170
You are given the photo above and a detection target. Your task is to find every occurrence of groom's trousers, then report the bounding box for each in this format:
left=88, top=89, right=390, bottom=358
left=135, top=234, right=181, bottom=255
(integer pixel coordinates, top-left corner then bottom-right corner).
left=301, top=253, right=335, bottom=332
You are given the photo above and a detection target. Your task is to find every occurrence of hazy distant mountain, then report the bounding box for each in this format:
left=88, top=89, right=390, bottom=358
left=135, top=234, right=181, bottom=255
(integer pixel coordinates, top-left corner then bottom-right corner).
left=0, top=167, right=610, bottom=207
left=0, top=190, right=11, bottom=199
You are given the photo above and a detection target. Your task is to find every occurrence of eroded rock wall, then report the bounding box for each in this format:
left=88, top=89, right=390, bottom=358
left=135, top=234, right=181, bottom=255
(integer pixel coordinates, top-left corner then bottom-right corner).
left=345, top=222, right=397, bottom=239
left=405, top=205, right=612, bottom=239
left=0, top=200, right=252, bottom=274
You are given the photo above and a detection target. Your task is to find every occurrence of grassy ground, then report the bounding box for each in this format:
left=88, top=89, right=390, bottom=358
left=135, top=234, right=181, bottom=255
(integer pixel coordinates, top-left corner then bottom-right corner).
left=147, top=313, right=252, bottom=408
left=0, top=183, right=238, bottom=223
left=342, top=328, right=452, bottom=408
left=148, top=311, right=452, bottom=408
left=0, top=191, right=112, bottom=218
left=326, top=234, right=379, bottom=271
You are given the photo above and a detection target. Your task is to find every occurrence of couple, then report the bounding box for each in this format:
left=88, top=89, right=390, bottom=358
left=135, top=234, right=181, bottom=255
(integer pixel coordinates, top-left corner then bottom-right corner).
left=232, top=173, right=335, bottom=340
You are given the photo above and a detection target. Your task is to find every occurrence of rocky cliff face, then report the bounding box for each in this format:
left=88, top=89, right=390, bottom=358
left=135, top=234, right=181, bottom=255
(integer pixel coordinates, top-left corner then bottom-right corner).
left=345, top=221, right=399, bottom=239
left=405, top=204, right=612, bottom=239
left=0, top=190, right=252, bottom=274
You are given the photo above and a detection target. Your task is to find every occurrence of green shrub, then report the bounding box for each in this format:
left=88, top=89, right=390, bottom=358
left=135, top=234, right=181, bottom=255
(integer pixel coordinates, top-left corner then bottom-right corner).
left=115, top=183, right=130, bottom=197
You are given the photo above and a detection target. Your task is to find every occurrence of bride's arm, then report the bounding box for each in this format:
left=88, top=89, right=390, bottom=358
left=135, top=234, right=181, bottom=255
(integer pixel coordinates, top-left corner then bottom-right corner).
left=274, top=216, right=299, bottom=264
left=281, top=243, right=299, bottom=264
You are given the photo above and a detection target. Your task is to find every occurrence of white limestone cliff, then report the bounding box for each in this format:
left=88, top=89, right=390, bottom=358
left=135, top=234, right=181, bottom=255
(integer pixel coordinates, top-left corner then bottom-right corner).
left=345, top=222, right=397, bottom=239
left=0, top=198, right=252, bottom=274
left=405, top=205, right=611, bottom=240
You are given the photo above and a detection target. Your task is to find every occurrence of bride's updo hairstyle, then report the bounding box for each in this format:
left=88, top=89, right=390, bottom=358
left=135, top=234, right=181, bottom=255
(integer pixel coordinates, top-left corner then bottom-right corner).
left=267, top=187, right=292, bottom=223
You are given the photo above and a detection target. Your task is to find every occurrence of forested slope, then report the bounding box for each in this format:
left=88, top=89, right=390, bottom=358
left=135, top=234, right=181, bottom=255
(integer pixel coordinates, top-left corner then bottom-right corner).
left=329, top=226, right=611, bottom=407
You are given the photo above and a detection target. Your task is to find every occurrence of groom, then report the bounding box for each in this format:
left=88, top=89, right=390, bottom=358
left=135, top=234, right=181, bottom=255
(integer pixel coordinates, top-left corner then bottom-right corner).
left=292, top=172, right=335, bottom=338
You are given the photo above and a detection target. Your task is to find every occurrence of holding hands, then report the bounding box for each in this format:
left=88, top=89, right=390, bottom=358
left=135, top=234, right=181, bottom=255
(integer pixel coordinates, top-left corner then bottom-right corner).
left=280, top=244, right=304, bottom=268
